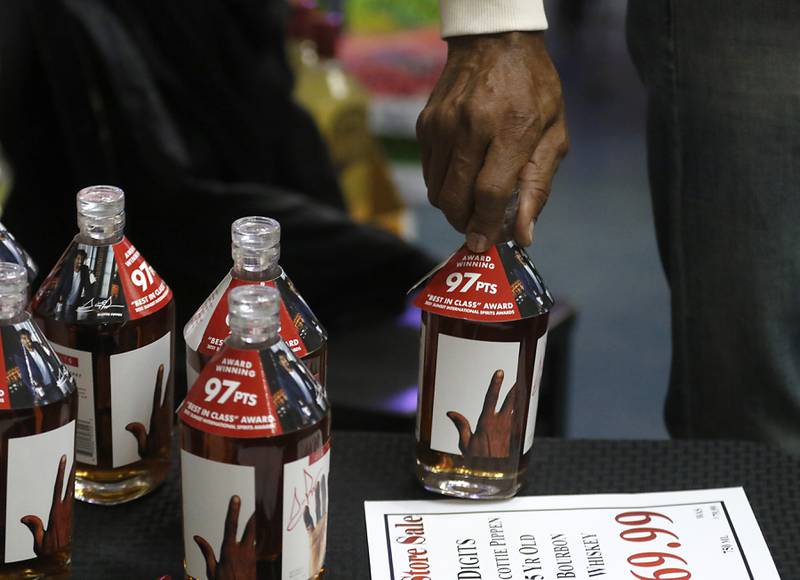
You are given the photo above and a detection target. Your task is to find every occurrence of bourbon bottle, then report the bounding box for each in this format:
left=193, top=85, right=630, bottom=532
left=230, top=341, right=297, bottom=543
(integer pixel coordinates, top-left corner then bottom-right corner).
left=184, top=216, right=327, bottom=388
left=412, top=241, right=552, bottom=499
left=32, top=185, right=175, bottom=505
left=179, top=285, right=330, bottom=580
left=0, top=263, right=77, bottom=579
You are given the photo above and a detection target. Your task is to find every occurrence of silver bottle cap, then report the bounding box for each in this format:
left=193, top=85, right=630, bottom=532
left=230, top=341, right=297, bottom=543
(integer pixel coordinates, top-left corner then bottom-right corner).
left=232, top=216, right=281, bottom=275
left=77, top=185, right=126, bottom=242
left=228, top=285, right=281, bottom=345
left=0, top=262, right=28, bottom=320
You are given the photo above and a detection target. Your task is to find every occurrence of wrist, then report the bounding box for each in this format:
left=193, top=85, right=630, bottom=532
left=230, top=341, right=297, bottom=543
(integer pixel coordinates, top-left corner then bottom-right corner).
left=447, top=30, right=545, bottom=53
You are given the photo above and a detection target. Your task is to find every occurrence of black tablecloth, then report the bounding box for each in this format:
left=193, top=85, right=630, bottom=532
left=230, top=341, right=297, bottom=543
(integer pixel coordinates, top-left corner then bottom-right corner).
left=73, top=433, right=800, bottom=579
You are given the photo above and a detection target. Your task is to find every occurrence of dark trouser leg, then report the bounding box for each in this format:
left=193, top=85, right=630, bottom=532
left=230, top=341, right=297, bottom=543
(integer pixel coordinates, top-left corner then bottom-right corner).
left=628, top=0, right=800, bottom=452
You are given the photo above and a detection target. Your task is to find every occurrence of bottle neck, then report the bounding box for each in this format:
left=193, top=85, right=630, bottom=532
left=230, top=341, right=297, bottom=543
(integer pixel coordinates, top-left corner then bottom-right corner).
left=226, top=333, right=280, bottom=350
left=226, top=282, right=281, bottom=349
left=231, top=243, right=280, bottom=280
left=231, top=264, right=281, bottom=282
left=77, top=230, right=124, bottom=246
left=75, top=185, right=125, bottom=244
left=77, top=209, right=125, bottom=244
left=0, top=309, right=29, bottom=326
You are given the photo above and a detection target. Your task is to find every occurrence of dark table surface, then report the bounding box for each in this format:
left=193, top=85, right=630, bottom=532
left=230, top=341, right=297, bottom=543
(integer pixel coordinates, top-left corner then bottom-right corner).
left=73, top=433, right=800, bottom=579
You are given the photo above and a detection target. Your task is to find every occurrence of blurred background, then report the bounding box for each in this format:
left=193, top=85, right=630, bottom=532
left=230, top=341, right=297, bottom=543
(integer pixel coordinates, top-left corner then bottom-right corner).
left=313, top=0, right=669, bottom=439
left=0, top=0, right=670, bottom=439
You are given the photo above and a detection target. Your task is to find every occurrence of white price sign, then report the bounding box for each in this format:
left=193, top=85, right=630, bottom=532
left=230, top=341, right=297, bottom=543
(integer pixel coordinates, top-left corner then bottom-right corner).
left=365, top=488, right=779, bottom=580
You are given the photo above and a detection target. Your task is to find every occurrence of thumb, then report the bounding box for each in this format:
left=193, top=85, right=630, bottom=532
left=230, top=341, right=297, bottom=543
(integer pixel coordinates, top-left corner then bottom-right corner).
left=446, top=411, right=473, bottom=454
left=193, top=535, right=217, bottom=579
left=20, top=515, right=44, bottom=554
left=125, top=422, right=147, bottom=457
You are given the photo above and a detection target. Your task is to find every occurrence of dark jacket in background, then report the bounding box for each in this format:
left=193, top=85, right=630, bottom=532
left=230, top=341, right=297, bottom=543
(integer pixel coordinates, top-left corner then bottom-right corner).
left=0, top=0, right=434, bottom=335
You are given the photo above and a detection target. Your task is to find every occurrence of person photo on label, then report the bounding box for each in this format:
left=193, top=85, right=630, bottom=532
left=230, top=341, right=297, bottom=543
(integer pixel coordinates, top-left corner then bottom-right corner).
left=48, top=249, right=96, bottom=321
left=20, top=454, right=74, bottom=558
left=276, top=349, right=322, bottom=412
left=447, top=369, right=525, bottom=458
left=193, top=494, right=256, bottom=580
left=125, top=364, right=171, bottom=461
left=15, top=329, right=60, bottom=402
left=302, top=474, right=328, bottom=575
left=278, top=275, right=324, bottom=347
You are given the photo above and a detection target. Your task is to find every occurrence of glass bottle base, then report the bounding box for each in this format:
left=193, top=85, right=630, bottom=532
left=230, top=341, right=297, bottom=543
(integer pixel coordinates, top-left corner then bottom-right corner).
left=0, top=551, right=70, bottom=579
left=74, top=461, right=169, bottom=505
left=416, top=459, right=523, bottom=500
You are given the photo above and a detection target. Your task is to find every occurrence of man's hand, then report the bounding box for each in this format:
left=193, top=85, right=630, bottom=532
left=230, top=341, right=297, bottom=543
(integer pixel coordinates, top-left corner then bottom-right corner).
left=417, top=32, right=568, bottom=252
left=194, top=495, right=256, bottom=580
left=21, top=454, right=74, bottom=557
left=447, top=369, right=524, bottom=458
left=126, top=364, right=171, bottom=460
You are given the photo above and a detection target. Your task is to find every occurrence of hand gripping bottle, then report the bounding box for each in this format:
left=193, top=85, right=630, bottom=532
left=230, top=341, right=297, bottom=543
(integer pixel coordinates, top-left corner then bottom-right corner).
left=184, top=217, right=327, bottom=388
left=32, top=185, right=175, bottom=505
left=179, top=285, right=330, bottom=580
left=0, top=263, right=77, bottom=579
left=411, top=241, right=553, bottom=499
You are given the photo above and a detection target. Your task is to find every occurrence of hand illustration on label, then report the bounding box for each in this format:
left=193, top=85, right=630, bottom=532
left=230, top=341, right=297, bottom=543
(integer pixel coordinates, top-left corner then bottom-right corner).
left=194, top=495, right=256, bottom=580
left=302, top=474, right=328, bottom=575
left=126, top=364, right=171, bottom=460
left=446, top=369, right=522, bottom=458
left=20, top=454, right=74, bottom=556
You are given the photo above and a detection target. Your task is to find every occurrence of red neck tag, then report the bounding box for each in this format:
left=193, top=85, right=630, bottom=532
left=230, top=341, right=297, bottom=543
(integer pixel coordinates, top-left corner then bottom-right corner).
left=178, top=347, right=282, bottom=438
left=111, top=237, right=172, bottom=320
left=411, top=242, right=554, bottom=323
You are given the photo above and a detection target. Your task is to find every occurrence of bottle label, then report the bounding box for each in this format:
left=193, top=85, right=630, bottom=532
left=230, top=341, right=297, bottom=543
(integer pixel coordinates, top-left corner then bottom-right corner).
left=524, top=332, right=548, bottom=453
left=422, top=333, right=533, bottom=459
left=180, top=442, right=330, bottom=580
left=4, top=420, right=75, bottom=563
left=282, top=441, right=331, bottom=580
left=109, top=330, right=172, bottom=468
left=32, top=236, right=172, bottom=324
left=180, top=450, right=257, bottom=580
left=180, top=340, right=327, bottom=438
left=183, top=270, right=327, bottom=359
left=415, top=321, right=427, bottom=442
left=411, top=242, right=553, bottom=323
left=0, top=320, right=75, bottom=410
left=51, top=343, right=97, bottom=464
left=51, top=330, right=172, bottom=467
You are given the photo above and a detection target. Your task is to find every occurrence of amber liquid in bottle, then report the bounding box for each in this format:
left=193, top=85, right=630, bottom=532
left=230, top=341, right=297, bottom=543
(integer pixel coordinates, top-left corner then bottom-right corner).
left=33, top=185, right=176, bottom=505
left=0, top=397, right=77, bottom=580
left=415, top=311, right=548, bottom=499
left=36, top=305, right=175, bottom=504
left=181, top=415, right=331, bottom=579
left=0, top=263, right=78, bottom=579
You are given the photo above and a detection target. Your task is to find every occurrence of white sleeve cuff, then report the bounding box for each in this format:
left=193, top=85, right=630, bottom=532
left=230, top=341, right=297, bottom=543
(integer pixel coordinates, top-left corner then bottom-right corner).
left=439, top=0, right=548, bottom=38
